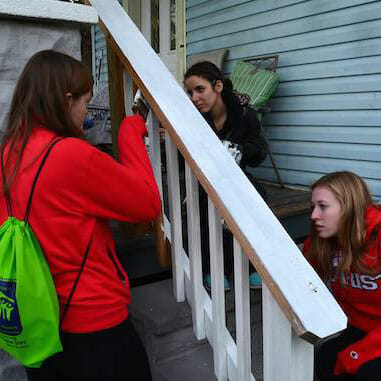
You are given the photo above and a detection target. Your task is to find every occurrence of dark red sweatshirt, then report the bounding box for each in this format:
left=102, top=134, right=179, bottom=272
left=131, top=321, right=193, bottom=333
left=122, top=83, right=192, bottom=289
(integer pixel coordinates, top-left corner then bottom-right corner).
left=304, top=206, right=381, bottom=375
left=0, top=115, right=161, bottom=333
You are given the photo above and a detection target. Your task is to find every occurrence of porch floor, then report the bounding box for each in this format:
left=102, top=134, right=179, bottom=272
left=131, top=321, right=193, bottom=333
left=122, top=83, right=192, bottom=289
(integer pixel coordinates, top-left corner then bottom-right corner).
left=114, top=182, right=311, bottom=283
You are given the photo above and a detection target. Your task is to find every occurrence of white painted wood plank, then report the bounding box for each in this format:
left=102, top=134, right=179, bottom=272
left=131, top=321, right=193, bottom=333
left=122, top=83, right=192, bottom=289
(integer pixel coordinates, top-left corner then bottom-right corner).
left=185, top=163, right=206, bottom=340
left=141, top=0, right=151, bottom=44
left=291, top=331, right=314, bottom=381
left=91, top=26, right=96, bottom=80
left=181, top=201, right=255, bottom=381
left=208, top=199, right=227, bottom=381
left=123, top=73, right=134, bottom=116
left=0, top=0, right=98, bottom=24
left=90, top=0, right=347, bottom=340
left=163, top=214, right=171, bottom=242
left=263, top=284, right=292, bottom=381
left=159, top=0, right=171, bottom=55
left=165, top=133, right=185, bottom=302
left=233, top=238, right=252, bottom=381
left=180, top=247, right=257, bottom=381
left=147, top=112, right=164, bottom=200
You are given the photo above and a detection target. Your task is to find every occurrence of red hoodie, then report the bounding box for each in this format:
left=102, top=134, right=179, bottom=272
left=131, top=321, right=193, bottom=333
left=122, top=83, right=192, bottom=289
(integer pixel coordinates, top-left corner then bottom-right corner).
left=304, top=205, right=381, bottom=375
left=0, top=115, right=161, bottom=333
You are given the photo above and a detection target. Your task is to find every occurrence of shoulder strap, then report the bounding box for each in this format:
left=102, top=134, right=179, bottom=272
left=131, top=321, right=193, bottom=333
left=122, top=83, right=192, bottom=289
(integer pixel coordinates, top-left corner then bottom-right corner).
left=24, top=138, right=63, bottom=223
left=60, top=238, right=92, bottom=329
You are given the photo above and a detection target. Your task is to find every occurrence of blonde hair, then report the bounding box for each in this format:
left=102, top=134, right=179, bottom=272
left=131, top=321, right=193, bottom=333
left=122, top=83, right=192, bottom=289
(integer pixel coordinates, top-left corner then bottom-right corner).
left=307, top=171, right=376, bottom=278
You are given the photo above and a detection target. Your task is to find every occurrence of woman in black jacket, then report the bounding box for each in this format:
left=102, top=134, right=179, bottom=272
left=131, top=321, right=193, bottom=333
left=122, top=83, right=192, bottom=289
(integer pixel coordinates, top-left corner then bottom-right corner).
left=184, top=61, right=266, bottom=171
left=184, top=61, right=267, bottom=289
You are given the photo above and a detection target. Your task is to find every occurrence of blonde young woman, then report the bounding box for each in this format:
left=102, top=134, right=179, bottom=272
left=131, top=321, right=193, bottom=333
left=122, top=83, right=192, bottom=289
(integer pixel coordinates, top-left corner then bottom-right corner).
left=304, top=171, right=381, bottom=381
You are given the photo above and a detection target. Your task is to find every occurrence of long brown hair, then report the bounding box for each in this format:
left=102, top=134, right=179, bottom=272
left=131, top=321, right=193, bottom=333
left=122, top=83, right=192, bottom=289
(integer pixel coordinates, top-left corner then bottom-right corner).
left=2, top=49, right=93, bottom=192
left=307, top=171, right=377, bottom=278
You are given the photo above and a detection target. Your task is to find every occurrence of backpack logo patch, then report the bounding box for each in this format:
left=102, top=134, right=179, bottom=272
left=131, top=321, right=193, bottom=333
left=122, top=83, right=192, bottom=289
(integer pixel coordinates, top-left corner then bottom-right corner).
left=0, top=280, right=22, bottom=336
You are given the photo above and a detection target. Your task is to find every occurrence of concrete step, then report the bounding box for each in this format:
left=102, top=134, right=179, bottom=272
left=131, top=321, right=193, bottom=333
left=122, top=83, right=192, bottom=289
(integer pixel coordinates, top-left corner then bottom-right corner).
left=130, top=278, right=264, bottom=381
left=153, top=343, right=217, bottom=381
left=0, top=351, right=26, bottom=381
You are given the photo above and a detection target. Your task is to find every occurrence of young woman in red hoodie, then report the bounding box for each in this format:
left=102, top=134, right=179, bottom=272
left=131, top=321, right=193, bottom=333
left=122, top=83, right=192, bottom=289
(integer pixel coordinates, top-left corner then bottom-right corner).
left=304, top=171, right=381, bottom=381
left=0, top=50, right=160, bottom=380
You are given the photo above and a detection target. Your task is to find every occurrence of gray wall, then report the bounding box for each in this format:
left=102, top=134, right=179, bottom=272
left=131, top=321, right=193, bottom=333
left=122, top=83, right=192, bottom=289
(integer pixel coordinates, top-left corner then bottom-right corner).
left=0, top=20, right=81, bottom=135
left=186, top=0, right=381, bottom=200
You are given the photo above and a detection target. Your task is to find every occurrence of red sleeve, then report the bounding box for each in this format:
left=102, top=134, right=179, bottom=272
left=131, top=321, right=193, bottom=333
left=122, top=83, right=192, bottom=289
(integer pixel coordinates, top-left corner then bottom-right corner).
left=334, top=227, right=381, bottom=375
left=303, top=237, right=322, bottom=276
left=334, top=327, right=381, bottom=375
left=303, top=237, right=311, bottom=254
left=77, top=114, right=161, bottom=222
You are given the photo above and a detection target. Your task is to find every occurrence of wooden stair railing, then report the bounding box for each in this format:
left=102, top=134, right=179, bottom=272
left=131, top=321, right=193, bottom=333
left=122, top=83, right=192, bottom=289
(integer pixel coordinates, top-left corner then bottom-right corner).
left=87, top=1, right=347, bottom=380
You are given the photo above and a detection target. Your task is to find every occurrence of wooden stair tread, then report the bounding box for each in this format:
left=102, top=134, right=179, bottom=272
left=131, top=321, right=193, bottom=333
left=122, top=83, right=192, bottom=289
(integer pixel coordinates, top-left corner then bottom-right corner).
left=262, top=183, right=311, bottom=218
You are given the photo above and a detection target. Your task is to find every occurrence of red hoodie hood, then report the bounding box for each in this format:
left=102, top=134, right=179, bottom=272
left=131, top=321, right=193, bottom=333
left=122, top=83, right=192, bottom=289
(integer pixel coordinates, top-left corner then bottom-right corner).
left=365, top=205, right=381, bottom=238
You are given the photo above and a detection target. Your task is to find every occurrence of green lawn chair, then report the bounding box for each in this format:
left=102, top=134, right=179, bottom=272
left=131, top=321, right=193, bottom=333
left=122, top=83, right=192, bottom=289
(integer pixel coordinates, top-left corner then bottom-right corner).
left=230, top=55, right=284, bottom=186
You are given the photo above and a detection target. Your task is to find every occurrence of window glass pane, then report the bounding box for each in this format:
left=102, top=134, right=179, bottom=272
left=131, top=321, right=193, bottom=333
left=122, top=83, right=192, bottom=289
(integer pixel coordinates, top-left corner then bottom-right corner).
left=151, top=0, right=159, bottom=53
left=170, top=0, right=176, bottom=51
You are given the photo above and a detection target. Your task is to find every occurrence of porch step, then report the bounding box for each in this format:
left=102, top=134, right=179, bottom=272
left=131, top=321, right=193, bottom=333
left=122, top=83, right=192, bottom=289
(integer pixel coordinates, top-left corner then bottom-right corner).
left=130, top=278, right=263, bottom=381
left=153, top=343, right=216, bottom=381
left=0, top=350, right=26, bottom=381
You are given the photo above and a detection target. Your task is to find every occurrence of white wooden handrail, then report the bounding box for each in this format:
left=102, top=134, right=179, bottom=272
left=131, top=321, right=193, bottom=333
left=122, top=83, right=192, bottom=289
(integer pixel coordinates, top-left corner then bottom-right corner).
left=89, top=0, right=346, bottom=339
left=88, top=0, right=347, bottom=379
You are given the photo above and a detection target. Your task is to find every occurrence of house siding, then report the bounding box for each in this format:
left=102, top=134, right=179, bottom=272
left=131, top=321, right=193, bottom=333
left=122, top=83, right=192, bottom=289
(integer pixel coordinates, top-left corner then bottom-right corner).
left=186, top=0, right=381, bottom=200
left=92, top=25, right=109, bottom=89
left=92, top=0, right=124, bottom=90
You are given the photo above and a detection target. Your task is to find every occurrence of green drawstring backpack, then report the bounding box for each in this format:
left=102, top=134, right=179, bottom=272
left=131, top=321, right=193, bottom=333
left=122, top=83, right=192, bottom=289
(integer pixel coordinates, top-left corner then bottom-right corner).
left=0, top=138, right=91, bottom=368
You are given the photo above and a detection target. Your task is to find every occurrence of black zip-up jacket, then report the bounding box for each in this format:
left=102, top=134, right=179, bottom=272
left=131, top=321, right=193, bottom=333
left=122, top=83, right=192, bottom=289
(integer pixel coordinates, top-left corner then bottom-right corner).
left=204, top=97, right=267, bottom=170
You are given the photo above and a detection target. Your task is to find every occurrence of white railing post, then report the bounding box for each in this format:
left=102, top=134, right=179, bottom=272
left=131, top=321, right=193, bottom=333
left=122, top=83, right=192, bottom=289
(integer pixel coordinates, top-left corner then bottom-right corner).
left=123, top=73, right=133, bottom=116
left=141, top=0, right=151, bottom=44
left=185, top=162, right=205, bottom=340
left=208, top=199, right=227, bottom=381
left=146, top=111, right=163, bottom=198
left=291, top=331, right=314, bottom=381
left=263, top=284, right=291, bottom=381
left=233, top=238, right=252, bottom=381
left=263, top=284, right=314, bottom=381
left=165, top=132, right=185, bottom=301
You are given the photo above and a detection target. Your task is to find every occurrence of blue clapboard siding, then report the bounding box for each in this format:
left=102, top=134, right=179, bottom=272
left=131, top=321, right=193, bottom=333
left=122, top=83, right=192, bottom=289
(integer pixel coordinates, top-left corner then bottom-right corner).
left=92, top=25, right=109, bottom=89
left=186, top=0, right=381, bottom=200
left=92, top=0, right=124, bottom=89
